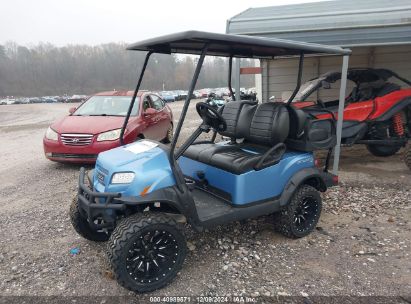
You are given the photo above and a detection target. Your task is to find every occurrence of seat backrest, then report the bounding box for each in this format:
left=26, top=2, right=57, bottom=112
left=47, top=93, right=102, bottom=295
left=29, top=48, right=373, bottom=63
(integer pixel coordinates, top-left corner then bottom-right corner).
left=357, top=79, right=385, bottom=101
left=287, top=105, right=307, bottom=139
left=244, top=102, right=290, bottom=146
left=219, top=100, right=257, bottom=138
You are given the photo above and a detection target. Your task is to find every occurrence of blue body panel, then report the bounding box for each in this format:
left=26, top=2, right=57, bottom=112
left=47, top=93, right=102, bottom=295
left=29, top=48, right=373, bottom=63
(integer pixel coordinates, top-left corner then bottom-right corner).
left=178, top=151, right=314, bottom=205
left=92, top=140, right=314, bottom=206
left=93, top=142, right=175, bottom=197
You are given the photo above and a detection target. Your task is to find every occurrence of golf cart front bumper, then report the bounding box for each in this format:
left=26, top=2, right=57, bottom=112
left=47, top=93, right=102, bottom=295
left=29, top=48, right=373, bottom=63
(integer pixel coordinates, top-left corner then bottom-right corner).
left=77, top=167, right=124, bottom=230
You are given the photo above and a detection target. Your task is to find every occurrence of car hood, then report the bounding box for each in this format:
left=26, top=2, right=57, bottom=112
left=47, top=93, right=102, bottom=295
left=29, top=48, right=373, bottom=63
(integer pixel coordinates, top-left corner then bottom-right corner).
left=50, top=115, right=126, bottom=135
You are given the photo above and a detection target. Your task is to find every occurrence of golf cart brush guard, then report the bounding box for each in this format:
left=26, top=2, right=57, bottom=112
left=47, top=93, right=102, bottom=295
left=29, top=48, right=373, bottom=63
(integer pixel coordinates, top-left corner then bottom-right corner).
left=78, top=167, right=124, bottom=230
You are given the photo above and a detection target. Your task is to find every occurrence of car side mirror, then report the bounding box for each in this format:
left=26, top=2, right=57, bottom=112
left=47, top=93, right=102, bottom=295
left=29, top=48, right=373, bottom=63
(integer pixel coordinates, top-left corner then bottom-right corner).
left=321, top=81, right=331, bottom=89
left=69, top=107, right=76, bottom=114
left=144, top=108, right=156, bottom=116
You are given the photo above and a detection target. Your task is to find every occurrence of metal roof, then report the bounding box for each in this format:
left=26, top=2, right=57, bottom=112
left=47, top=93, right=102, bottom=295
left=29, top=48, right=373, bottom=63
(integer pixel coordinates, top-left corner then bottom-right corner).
left=226, top=0, right=411, bottom=47
left=126, top=30, right=351, bottom=58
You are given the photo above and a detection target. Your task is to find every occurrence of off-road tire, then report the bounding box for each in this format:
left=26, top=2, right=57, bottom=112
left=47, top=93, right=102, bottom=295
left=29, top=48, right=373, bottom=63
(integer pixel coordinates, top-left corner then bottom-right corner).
left=405, top=144, right=411, bottom=170
left=274, top=185, right=322, bottom=239
left=106, top=212, right=186, bottom=293
left=69, top=197, right=109, bottom=242
left=162, top=124, right=173, bottom=144
left=366, top=144, right=401, bottom=157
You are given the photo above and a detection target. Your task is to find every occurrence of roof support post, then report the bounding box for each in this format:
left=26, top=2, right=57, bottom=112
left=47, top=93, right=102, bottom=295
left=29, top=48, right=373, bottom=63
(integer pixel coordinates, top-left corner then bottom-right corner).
left=120, top=51, right=152, bottom=145
left=170, top=46, right=208, bottom=157
left=228, top=56, right=235, bottom=100
left=169, top=46, right=208, bottom=192
left=332, top=54, right=350, bottom=175
left=235, top=58, right=241, bottom=101
left=286, top=52, right=304, bottom=105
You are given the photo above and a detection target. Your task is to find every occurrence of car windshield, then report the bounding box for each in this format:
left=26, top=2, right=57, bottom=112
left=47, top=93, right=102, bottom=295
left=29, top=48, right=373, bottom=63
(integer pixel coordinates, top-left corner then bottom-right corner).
left=73, top=96, right=139, bottom=116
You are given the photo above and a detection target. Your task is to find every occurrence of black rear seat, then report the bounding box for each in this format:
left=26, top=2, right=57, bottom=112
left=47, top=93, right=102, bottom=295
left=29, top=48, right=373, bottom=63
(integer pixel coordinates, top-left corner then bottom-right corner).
left=183, top=101, right=289, bottom=174
left=285, top=105, right=336, bottom=151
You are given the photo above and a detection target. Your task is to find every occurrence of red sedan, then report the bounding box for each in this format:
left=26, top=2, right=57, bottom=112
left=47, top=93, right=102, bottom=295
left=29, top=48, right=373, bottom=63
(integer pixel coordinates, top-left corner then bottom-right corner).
left=43, top=90, right=173, bottom=163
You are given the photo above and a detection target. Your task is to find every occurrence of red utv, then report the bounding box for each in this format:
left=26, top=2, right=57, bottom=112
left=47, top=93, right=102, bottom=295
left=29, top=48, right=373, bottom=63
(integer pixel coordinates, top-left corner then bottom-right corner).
left=292, top=68, right=411, bottom=169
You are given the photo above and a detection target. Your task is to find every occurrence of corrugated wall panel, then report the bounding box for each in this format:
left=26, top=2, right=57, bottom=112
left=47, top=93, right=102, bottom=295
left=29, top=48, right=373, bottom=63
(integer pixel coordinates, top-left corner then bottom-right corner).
left=263, top=46, right=411, bottom=102
left=227, top=0, right=411, bottom=47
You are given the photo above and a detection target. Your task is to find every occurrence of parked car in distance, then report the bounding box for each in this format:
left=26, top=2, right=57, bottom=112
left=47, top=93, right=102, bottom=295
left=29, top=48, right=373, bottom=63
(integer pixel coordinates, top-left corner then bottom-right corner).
left=66, top=95, right=88, bottom=103
left=43, top=90, right=173, bottom=163
left=159, top=91, right=176, bottom=102
left=29, top=97, right=43, bottom=103
left=0, top=98, right=16, bottom=105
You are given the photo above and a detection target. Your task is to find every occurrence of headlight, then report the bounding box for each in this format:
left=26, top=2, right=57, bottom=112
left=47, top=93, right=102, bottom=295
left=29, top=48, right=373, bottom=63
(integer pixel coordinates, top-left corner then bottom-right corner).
left=45, top=127, right=58, bottom=141
left=111, top=172, right=135, bottom=184
left=97, top=129, right=121, bottom=142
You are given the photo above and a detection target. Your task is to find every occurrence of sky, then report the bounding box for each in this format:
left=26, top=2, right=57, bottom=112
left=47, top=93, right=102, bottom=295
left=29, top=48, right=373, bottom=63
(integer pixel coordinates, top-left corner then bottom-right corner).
left=1, top=0, right=325, bottom=46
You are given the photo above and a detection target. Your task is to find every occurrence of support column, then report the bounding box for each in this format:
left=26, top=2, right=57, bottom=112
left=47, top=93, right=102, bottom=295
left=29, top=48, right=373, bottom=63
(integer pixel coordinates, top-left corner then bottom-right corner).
left=235, top=58, right=241, bottom=101
left=255, top=60, right=262, bottom=102
left=332, top=55, right=350, bottom=175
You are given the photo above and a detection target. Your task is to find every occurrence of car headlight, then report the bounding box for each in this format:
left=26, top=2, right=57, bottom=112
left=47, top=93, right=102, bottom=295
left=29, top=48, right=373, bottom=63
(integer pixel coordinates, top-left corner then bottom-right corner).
left=97, top=129, right=121, bottom=142
left=111, top=172, right=135, bottom=184
left=45, top=127, right=58, bottom=141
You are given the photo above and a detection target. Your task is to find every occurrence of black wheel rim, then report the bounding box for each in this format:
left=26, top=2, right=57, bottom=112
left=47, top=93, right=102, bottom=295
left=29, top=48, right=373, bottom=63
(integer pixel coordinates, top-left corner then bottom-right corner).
left=126, top=229, right=179, bottom=284
left=293, top=196, right=319, bottom=232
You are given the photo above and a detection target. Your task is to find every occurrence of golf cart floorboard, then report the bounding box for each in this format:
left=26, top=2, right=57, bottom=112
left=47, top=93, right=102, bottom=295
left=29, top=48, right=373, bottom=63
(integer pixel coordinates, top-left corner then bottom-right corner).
left=192, top=188, right=280, bottom=227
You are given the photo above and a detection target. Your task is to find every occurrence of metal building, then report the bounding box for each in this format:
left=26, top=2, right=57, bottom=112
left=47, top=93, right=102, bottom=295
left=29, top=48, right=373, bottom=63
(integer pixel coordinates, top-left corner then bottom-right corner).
left=226, top=0, right=411, bottom=102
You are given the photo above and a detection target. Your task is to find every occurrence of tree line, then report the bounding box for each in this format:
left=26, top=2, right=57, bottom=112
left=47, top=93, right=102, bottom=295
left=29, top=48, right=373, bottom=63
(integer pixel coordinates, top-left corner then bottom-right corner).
left=0, top=42, right=255, bottom=97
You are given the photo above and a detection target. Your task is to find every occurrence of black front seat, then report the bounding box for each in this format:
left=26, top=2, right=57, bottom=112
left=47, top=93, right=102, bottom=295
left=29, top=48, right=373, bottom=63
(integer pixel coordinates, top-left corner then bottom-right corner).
left=184, top=100, right=256, bottom=161
left=193, top=102, right=290, bottom=174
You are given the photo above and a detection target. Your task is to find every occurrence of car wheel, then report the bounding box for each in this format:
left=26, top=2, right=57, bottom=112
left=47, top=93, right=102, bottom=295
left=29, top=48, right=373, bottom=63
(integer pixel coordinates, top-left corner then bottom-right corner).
left=107, top=213, right=186, bottom=293
left=366, top=144, right=401, bottom=157
left=274, top=185, right=322, bottom=239
left=405, top=143, right=411, bottom=170
left=69, top=197, right=109, bottom=242
left=161, top=124, right=173, bottom=144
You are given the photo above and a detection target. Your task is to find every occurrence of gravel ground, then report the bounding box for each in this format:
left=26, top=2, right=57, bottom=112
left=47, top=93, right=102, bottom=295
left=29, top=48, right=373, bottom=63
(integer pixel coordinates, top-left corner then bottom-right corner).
left=0, top=102, right=410, bottom=302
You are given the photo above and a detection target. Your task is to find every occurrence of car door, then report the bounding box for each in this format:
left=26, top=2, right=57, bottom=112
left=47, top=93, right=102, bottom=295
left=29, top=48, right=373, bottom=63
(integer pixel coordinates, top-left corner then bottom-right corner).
left=150, top=94, right=170, bottom=139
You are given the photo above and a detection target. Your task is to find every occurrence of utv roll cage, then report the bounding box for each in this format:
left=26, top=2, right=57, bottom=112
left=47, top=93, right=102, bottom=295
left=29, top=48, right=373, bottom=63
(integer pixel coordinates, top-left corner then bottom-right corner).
left=120, top=31, right=351, bottom=190
left=298, top=68, right=411, bottom=103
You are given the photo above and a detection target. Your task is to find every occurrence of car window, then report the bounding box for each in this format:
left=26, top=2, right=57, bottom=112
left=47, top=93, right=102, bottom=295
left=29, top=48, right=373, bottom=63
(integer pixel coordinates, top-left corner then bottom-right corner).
left=150, top=94, right=164, bottom=111
left=142, top=96, right=152, bottom=112
left=73, top=96, right=139, bottom=116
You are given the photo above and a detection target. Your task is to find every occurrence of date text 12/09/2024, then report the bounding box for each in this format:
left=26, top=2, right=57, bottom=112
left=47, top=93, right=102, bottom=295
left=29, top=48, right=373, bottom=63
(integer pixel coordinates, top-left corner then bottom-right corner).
left=149, top=296, right=258, bottom=303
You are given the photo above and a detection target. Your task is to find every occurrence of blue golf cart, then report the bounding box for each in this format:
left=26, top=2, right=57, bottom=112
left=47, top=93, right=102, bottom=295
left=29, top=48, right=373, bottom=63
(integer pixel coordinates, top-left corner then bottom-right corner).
left=70, top=31, right=351, bottom=292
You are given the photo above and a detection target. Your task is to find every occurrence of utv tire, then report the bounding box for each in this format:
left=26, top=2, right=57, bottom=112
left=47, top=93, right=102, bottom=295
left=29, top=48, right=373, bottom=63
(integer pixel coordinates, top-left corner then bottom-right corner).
left=69, top=198, right=109, bottom=242
left=405, top=144, right=411, bottom=170
left=162, top=124, right=173, bottom=144
left=274, top=185, right=322, bottom=239
left=107, top=213, right=186, bottom=293
left=366, top=144, right=401, bottom=157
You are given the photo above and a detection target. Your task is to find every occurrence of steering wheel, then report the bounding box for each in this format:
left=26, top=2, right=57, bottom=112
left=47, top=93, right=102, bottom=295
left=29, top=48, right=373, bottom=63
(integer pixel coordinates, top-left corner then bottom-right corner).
left=196, top=102, right=227, bottom=132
